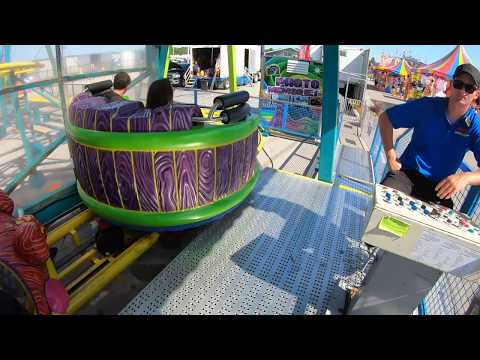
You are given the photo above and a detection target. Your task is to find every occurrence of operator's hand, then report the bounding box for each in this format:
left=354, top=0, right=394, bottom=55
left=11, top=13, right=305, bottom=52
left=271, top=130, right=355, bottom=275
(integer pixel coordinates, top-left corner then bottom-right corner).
left=387, top=152, right=402, bottom=172
left=435, top=173, right=470, bottom=200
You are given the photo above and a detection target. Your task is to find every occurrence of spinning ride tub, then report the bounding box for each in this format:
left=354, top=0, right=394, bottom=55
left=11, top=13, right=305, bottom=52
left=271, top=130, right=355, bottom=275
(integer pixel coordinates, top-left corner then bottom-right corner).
left=66, top=89, right=260, bottom=231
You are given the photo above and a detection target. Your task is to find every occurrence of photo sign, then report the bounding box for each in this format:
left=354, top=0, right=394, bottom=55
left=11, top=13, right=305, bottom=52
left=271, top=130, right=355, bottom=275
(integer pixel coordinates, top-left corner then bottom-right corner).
left=260, top=56, right=323, bottom=138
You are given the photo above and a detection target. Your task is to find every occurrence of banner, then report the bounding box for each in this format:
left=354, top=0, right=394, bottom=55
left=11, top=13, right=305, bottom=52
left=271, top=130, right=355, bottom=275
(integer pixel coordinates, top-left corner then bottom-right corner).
left=260, top=56, right=323, bottom=139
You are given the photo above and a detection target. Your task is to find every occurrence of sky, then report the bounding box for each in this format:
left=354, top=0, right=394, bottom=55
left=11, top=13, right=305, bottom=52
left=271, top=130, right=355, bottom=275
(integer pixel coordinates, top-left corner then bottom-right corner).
left=269, top=45, right=480, bottom=66
left=6, top=45, right=480, bottom=67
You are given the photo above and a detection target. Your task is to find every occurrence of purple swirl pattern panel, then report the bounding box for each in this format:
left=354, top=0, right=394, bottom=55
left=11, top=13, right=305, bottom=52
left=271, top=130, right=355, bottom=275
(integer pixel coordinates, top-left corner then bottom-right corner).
left=68, top=138, right=93, bottom=196
left=94, top=101, right=143, bottom=131
left=111, top=116, right=129, bottom=132
left=216, top=144, right=232, bottom=200
left=67, top=138, right=79, bottom=178
left=83, top=109, right=96, bottom=130
left=98, top=150, right=122, bottom=208
left=154, top=152, right=177, bottom=212
left=176, top=151, right=197, bottom=210
left=68, top=104, right=77, bottom=127
left=71, top=106, right=84, bottom=127
left=198, top=149, right=215, bottom=206
left=171, top=107, right=194, bottom=131
left=114, top=151, right=140, bottom=211
left=70, top=141, right=94, bottom=198
left=95, top=110, right=111, bottom=131
left=242, top=137, right=252, bottom=185
left=151, top=108, right=170, bottom=132
left=130, top=110, right=151, bottom=133
left=230, top=141, right=245, bottom=193
left=133, top=152, right=159, bottom=212
left=250, top=131, right=258, bottom=178
left=71, top=97, right=105, bottom=128
left=84, top=147, right=108, bottom=204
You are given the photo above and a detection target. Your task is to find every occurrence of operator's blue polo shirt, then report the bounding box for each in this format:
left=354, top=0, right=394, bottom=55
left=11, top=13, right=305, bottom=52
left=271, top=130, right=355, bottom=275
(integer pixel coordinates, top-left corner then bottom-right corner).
left=386, top=97, right=480, bottom=182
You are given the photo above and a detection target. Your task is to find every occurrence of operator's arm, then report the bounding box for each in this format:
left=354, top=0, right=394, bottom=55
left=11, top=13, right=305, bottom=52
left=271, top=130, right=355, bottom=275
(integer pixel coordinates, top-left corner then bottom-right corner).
left=436, top=124, right=480, bottom=200
left=379, top=98, right=427, bottom=172
left=379, top=111, right=401, bottom=171
left=435, top=169, right=480, bottom=200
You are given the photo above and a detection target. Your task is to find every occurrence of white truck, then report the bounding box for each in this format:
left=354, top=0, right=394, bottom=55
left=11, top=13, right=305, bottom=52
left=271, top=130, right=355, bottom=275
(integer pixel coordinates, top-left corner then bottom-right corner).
left=186, top=45, right=261, bottom=89
left=302, top=45, right=370, bottom=101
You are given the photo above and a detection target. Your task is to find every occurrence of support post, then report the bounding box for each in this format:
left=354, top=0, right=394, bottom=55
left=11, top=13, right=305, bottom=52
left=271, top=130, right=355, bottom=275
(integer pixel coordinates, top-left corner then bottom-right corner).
left=55, top=46, right=69, bottom=128
left=146, top=45, right=159, bottom=84
left=157, top=45, right=171, bottom=80
left=227, top=45, right=237, bottom=93
left=2, top=45, right=11, bottom=62
left=45, top=45, right=57, bottom=74
left=0, top=76, right=8, bottom=138
left=260, top=45, right=266, bottom=98
left=318, top=45, right=339, bottom=183
left=345, top=78, right=350, bottom=100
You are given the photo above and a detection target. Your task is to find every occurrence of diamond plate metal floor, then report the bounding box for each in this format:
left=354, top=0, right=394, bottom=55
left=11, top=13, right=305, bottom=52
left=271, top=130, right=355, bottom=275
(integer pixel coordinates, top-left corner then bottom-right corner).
left=336, top=145, right=372, bottom=183
left=120, top=168, right=371, bottom=315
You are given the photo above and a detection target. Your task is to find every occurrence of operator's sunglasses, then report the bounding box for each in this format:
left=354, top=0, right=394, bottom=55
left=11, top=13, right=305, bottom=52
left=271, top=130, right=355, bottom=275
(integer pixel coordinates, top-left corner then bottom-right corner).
left=452, top=79, right=478, bottom=94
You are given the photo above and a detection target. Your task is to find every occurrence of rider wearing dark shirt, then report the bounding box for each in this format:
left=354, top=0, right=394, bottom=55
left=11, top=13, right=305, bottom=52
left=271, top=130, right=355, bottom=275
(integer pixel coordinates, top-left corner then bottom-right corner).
left=103, top=72, right=131, bottom=103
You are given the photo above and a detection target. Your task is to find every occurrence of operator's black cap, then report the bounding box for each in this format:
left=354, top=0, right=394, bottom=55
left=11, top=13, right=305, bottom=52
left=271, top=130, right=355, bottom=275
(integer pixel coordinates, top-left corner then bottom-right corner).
left=454, top=64, right=480, bottom=87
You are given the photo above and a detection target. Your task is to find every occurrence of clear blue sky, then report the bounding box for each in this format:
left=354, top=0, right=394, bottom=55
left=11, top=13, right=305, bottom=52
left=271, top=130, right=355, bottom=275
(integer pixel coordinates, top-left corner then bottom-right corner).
left=7, top=45, right=480, bottom=67
left=269, top=45, right=480, bottom=66
left=355, top=45, right=480, bottom=66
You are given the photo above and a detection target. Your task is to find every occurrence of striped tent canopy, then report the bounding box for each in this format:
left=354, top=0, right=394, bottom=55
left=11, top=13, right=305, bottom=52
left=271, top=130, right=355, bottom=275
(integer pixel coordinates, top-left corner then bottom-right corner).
left=381, top=59, right=412, bottom=77
left=416, top=45, right=473, bottom=79
left=374, top=58, right=398, bottom=71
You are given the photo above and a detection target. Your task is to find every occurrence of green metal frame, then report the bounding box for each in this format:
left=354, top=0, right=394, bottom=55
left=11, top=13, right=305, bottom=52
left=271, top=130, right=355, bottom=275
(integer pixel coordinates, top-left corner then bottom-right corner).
left=227, top=45, right=237, bottom=93
left=157, top=45, right=171, bottom=80
left=0, top=75, right=8, bottom=137
left=8, top=73, right=34, bottom=165
left=67, top=115, right=260, bottom=152
left=4, top=133, right=66, bottom=194
left=0, top=78, right=57, bottom=96
left=128, top=70, right=151, bottom=89
left=14, top=76, right=61, bottom=108
left=63, top=67, right=146, bottom=82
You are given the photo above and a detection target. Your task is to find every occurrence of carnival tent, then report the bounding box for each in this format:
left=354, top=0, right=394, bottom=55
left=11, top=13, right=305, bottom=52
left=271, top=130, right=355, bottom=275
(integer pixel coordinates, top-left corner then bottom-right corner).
left=374, top=58, right=398, bottom=71
left=416, top=45, right=473, bottom=79
left=382, top=59, right=411, bottom=77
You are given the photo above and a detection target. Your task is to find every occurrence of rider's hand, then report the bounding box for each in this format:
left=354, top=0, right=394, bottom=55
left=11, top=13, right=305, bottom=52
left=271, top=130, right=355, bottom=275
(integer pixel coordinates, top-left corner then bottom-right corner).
left=435, top=173, right=470, bottom=200
left=387, top=152, right=402, bottom=172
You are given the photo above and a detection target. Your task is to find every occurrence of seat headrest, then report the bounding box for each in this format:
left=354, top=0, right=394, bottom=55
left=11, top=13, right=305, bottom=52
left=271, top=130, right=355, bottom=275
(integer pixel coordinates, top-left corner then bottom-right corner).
left=85, top=80, right=113, bottom=96
left=213, top=91, right=250, bottom=110
left=222, top=103, right=251, bottom=124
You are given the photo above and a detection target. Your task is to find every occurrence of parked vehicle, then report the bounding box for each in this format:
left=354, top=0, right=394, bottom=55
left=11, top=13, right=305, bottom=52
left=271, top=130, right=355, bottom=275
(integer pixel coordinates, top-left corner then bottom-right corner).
left=167, top=61, right=189, bottom=87
left=189, top=45, right=261, bottom=89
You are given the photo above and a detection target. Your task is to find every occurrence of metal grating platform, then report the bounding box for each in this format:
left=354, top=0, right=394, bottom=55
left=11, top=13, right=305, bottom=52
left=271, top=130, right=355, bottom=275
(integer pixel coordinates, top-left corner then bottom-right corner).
left=257, top=135, right=318, bottom=177
left=120, top=168, right=372, bottom=315
left=336, top=145, right=372, bottom=184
